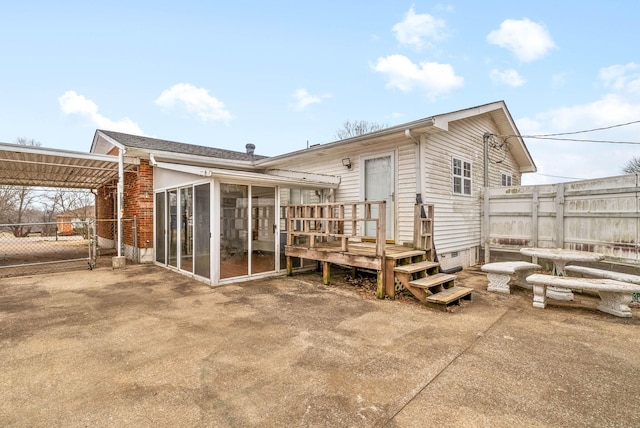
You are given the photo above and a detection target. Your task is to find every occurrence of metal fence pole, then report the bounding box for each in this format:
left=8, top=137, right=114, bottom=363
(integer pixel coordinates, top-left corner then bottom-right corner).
left=92, top=218, right=97, bottom=266
left=133, top=216, right=138, bottom=263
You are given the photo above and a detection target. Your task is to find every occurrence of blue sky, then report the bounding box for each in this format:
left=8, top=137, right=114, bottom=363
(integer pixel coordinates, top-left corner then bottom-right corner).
left=1, top=1, right=639, bottom=185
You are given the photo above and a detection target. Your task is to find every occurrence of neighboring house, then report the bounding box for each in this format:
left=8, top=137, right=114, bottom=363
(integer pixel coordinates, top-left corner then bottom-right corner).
left=90, top=100, right=536, bottom=285
left=56, top=206, right=95, bottom=235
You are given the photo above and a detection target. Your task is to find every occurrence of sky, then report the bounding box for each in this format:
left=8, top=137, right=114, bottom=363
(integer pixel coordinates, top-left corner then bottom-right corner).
left=1, top=1, right=640, bottom=185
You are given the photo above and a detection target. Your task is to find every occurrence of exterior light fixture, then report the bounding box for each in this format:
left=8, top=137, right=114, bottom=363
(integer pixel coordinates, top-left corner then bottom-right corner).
left=342, top=158, right=352, bottom=169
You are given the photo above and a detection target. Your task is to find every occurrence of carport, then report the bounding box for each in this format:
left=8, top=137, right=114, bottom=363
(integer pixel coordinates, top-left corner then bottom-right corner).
left=0, top=141, right=134, bottom=268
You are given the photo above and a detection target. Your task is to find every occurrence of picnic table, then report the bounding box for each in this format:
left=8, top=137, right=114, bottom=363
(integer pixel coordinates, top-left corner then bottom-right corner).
left=519, top=247, right=604, bottom=301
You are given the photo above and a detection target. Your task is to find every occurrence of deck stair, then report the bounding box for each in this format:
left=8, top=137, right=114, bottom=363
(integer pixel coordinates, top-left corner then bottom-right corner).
left=394, top=259, right=473, bottom=310
left=409, top=273, right=457, bottom=293
left=425, top=286, right=473, bottom=311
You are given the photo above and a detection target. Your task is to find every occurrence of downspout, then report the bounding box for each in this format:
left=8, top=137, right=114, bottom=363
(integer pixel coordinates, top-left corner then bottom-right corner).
left=483, top=132, right=490, bottom=187
left=405, top=129, right=422, bottom=202
left=117, top=147, right=125, bottom=257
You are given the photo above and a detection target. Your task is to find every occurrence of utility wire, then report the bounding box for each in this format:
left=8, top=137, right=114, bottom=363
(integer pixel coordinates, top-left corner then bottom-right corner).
left=496, top=119, right=640, bottom=145
left=522, top=119, right=640, bottom=137
left=529, top=172, right=587, bottom=180
left=522, top=136, right=640, bottom=145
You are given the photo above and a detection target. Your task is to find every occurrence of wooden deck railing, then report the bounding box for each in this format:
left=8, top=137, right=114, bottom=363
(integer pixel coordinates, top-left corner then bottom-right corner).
left=414, top=203, right=434, bottom=260
left=284, top=201, right=386, bottom=257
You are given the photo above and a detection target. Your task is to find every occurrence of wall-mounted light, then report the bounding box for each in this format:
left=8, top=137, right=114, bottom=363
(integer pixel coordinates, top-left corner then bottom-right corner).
left=342, top=158, right=352, bottom=169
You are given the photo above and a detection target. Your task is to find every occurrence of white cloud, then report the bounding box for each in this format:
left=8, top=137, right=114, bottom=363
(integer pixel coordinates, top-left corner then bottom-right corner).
left=599, top=62, right=640, bottom=93
left=519, top=64, right=640, bottom=185
left=392, top=6, right=447, bottom=49
left=290, top=89, right=331, bottom=111
left=487, top=18, right=556, bottom=62
left=155, top=83, right=232, bottom=122
left=489, top=68, right=525, bottom=87
left=371, top=54, right=463, bottom=101
left=58, top=90, right=145, bottom=135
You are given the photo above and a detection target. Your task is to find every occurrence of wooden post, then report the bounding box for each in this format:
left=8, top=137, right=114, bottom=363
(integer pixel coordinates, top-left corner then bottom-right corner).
left=286, top=206, right=293, bottom=276
left=351, top=203, right=357, bottom=237
left=322, top=261, right=331, bottom=285
left=286, top=256, right=293, bottom=276
left=377, top=202, right=387, bottom=299
left=376, top=271, right=385, bottom=299
left=376, top=202, right=386, bottom=256
left=384, top=257, right=395, bottom=299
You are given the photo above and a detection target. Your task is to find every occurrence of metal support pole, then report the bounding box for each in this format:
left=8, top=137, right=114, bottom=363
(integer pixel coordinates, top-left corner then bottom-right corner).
left=92, top=218, right=97, bottom=265
left=133, top=216, right=138, bottom=263
left=117, top=148, right=124, bottom=257
left=483, top=132, right=491, bottom=187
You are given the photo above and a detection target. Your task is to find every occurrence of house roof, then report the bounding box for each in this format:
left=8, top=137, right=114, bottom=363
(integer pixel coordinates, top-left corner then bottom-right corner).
left=258, top=100, right=537, bottom=173
left=90, top=100, right=536, bottom=176
left=91, top=130, right=268, bottom=163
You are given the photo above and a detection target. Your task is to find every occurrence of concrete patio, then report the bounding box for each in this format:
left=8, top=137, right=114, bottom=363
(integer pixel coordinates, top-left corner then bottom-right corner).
left=1, top=264, right=639, bottom=427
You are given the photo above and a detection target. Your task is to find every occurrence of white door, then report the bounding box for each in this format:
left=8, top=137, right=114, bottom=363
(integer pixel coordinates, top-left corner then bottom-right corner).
left=363, top=153, right=395, bottom=240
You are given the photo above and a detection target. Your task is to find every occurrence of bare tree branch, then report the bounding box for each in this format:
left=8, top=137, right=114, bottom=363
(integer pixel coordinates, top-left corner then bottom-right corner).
left=622, top=156, right=640, bottom=174
left=334, top=120, right=387, bottom=140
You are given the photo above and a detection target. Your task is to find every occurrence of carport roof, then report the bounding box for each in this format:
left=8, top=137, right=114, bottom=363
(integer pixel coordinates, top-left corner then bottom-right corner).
left=0, top=142, right=131, bottom=189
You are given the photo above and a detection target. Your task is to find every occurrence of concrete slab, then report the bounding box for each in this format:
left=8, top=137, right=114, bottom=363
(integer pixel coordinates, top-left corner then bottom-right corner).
left=0, top=265, right=638, bottom=426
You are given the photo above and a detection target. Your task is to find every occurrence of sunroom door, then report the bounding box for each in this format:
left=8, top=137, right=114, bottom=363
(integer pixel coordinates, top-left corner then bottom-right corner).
left=219, top=184, right=276, bottom=280
left=251, top=186, right=276, bottom=274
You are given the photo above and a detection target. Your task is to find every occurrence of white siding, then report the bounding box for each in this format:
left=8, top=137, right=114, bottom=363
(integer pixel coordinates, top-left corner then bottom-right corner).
left=273, top=138, right=417, bottom=244
left=422, top=115, right=522, bottom=265
left=397, top=143, right=418, bottom=244
left=268, top=111, right=524, bottom=265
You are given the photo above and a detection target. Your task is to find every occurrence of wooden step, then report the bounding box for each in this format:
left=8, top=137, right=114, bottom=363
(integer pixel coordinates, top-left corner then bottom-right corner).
left=426, top=286, right=473, bottom=312
left=394, top=261, right=440, bottom=275
left=385, top=249, right=427, bottom=260
left=409, top=273, right=456, bottom=290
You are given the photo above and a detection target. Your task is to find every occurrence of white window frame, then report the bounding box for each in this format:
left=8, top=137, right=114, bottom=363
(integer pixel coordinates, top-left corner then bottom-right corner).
left=501, top=173, right=513, bottom=187
left=452, top=157, right=472, bottom=196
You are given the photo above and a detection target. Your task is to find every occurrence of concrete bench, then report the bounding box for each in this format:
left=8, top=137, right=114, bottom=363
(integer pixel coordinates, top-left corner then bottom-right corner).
left=566, top=266, right=640, bottom=307
left=526, top=273, right=640, bottom=317
left=481, top=261, right=541, bottom=294
left=565, top=265, right=640, bottom=283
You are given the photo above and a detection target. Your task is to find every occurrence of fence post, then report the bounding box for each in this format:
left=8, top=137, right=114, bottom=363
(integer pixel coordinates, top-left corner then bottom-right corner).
left=532, top=187, right=539, bottom=248
left=555, top=183, right=565, bottom=248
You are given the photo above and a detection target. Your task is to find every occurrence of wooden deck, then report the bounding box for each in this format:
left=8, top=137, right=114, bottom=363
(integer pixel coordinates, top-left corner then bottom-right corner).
left=285, top=201, right=435, bottom=299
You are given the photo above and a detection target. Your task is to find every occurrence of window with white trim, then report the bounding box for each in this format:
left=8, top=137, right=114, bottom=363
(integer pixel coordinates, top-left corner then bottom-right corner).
left=452, top=157, right=472, bottom=195
left=501, top=173, right=512, bottom=186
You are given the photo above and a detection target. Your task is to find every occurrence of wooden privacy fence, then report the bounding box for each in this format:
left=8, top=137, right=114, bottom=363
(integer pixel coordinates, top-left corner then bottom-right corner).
left=483, top=174, right=640, bottom=265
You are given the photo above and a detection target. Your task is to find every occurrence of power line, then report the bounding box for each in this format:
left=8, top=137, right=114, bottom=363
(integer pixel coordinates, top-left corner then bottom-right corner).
left=529, top=172, right=587, bottom=180
left=497, top=119, right=640, bottom=145
left=522, top=136, right=640, bottom=145
left=523, top=119, right=640, bottom=137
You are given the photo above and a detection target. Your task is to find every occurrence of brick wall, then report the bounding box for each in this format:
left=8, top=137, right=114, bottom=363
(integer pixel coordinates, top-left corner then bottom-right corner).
left=95, top=157, right=154, bottom=251
left=96, top=181, right=116, bottom=239
left=123, top=159, right=154, bottom=249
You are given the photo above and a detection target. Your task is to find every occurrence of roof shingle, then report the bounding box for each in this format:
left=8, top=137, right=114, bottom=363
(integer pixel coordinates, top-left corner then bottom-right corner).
left=99, top=130, right=267, bottom=161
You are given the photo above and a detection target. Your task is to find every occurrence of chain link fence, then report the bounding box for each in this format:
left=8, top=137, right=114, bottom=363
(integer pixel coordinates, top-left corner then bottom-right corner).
left=95, top=217, right=139, bottom=263
left=0, top=217, right=141, bottom=278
